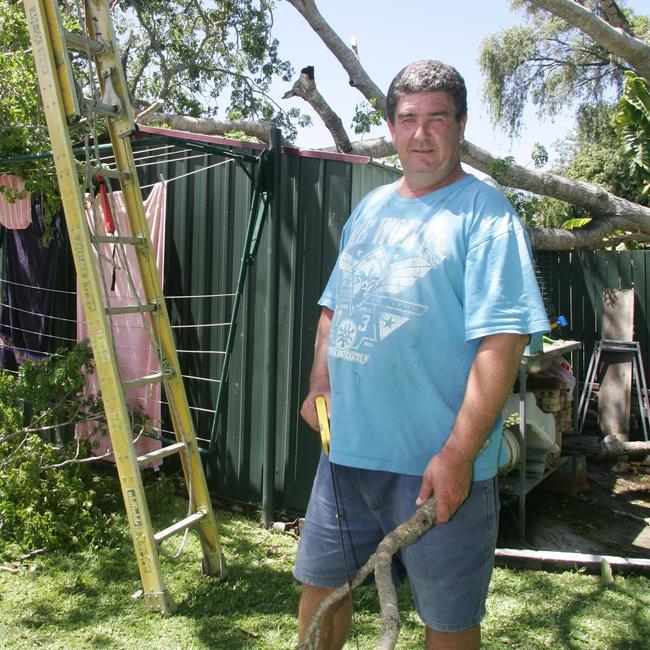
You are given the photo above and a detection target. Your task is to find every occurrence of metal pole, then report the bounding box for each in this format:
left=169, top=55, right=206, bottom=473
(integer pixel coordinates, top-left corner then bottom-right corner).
left=262, top=128, right=282, bottom=528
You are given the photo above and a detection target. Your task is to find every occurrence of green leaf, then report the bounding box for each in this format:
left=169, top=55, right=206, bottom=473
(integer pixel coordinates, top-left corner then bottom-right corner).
left=561, top=217, right=592, bottom=229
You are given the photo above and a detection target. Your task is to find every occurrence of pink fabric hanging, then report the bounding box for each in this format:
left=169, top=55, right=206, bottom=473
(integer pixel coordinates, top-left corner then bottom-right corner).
left=76, top=182, right=167, bottom=466
left=0, top=174, right=32, bottom=229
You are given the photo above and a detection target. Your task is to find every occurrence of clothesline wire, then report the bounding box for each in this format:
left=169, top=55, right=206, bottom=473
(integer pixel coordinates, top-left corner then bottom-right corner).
left=0, top=344, right=62, bottom=359
left=141, top=157, right=234, bottom=190
left=5, top=321, right=164, bottom=348
left=154, top=425, right=210, bottom=445
left=166, top=292, right=236, bottom=299
left=0, top=335, right=223, bottom=387
left=127, top=152, right=211, bottom=171
left=180, top=373, right=220, bottom=385
left=1, top=301, right=78, bottom=324
left=130, top=394, right=216, bottom=416
left=171, top=322, right=230, bottom=329
left=100, top=144, right=188, bottom=164
left=0, top=301, right=232, bottom=331
left=0, top=348, right=220, bottom=415
left=3, top=333, right=227, bottom=358
left=2, top=150, right=234, bottom=207
left=0, top=277, right=236, bottom=301
left=3, top=324, right=77, bottom=344
left=0, top=277, right=77, bottom=296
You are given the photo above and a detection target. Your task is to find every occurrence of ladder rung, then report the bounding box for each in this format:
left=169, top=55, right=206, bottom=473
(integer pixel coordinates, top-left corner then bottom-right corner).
left=76, top=163, right=131, bottom=181
left=82, top=97, right=121, bottom=118
left=600, top=344, right=639, bottom=353
left=107, top=303, right=158, bottom=316
left=64, top=30, right=108, bottom=55
left=91, top=235, right=143, bottom=245
left=123, top=371, right=169, bottom=389
left=154, top=512, right=207, bottom=544
left=137, top=442, right=186, bottom=465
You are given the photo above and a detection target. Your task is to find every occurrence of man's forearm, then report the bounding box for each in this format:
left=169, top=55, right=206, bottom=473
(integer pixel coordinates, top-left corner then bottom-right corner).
left=444, top=333, right=528, bottom=462
left=309, top=307, right=333, bottom=390
left=300, top=307, right=334, bottom=431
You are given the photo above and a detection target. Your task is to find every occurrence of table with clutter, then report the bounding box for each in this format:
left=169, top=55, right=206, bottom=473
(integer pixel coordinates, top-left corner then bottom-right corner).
left=500, top=336, right=582, bottom=538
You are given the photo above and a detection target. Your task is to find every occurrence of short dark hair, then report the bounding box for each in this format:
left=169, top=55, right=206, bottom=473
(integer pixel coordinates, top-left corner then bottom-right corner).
left=386, top=60, right=467, bottom=123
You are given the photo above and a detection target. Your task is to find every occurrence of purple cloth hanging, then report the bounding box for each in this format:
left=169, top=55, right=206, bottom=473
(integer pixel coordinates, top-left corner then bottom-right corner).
left=0, top=199, right=63, bottom=369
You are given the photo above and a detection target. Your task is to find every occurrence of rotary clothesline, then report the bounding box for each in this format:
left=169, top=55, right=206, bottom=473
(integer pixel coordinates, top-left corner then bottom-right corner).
left=1, top=141, right=258, bottom=446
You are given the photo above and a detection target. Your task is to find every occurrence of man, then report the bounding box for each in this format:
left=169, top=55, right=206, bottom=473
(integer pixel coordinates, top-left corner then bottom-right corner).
left=294, top=60, right=549, bottom=649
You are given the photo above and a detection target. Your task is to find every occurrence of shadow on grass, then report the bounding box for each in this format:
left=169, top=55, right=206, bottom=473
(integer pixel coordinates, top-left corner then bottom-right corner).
left=485, top=568, right=650, bottom=648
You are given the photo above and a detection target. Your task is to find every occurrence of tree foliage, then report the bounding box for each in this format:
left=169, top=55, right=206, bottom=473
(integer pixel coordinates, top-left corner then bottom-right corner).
left=478, top=0, right=648, bottom=137
left=0, top=1, right=61, bottom=217
left=0, top=0, right=302, bottom=166
left=0, top=343, right=124, bottom=555
left=615, top=71, right=650, bottom=194
left=112, top=0, right=301, bottom=135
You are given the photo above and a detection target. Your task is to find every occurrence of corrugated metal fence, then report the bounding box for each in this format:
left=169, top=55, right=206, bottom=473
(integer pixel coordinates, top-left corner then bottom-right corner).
left=536, top=250, right=650, bottom=389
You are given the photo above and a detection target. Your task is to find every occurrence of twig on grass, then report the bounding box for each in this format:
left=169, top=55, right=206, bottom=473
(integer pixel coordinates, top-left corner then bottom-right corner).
left=0, top=565, right=20, bottom=574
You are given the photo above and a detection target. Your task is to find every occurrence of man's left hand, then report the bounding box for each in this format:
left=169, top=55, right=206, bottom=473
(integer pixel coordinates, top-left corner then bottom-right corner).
left=416, top=446, right=473, bottom=524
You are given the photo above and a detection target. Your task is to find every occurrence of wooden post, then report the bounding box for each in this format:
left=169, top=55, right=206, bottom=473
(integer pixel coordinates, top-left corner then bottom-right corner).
left=598, top=289, right=634, bottom=442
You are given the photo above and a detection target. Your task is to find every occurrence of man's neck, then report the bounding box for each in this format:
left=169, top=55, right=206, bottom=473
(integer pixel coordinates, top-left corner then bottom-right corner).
left=396, top=166, right=466, bottom=199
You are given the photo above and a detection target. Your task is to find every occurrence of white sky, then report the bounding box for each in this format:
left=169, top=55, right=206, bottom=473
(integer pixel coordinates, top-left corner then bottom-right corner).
left=270, top=0, right=647, bottom=169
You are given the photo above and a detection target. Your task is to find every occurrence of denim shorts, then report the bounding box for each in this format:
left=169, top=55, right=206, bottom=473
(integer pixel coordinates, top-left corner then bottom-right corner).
left=293, top=454, right=499, bottom=632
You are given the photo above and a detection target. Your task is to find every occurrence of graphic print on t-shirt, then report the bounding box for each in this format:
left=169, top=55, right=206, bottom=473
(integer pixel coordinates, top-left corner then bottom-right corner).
left=329, top=216, right=444, bottom=364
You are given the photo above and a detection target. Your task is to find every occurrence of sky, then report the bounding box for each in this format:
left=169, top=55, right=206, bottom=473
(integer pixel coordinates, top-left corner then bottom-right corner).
left=270, top=0, right=647, bottom=169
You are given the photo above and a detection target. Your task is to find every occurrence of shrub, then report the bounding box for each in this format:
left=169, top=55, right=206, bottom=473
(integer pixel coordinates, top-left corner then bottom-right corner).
left=0, top=343, right=126, bottom=556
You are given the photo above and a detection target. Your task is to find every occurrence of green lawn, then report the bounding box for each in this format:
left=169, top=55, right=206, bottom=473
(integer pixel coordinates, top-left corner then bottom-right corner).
left=1, top=489, right=649, bottom=649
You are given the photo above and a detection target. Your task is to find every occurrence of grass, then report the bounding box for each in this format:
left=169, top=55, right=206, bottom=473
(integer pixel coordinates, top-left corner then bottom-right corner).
left=0, top=477, right=649, bottom=649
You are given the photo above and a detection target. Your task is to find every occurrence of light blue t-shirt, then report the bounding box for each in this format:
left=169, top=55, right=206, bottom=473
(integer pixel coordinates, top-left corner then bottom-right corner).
left=320, top=174, right=549, bottom=480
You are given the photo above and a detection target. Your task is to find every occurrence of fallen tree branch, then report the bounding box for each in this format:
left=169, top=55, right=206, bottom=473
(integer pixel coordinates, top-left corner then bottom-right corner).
left=138, top=111, right=284, bottom=144
left=462, top=140, right=650, bottom=233
left=601, top=434, right=650, bottom=459
left=283, top=66, right=352, bottom=152
left=526, top=0, right=650, bottom=80
left=563, top=433, right=650, bottom=458
left=297, top=497, right=437, bottom=650
left=286, top=0, right=385, bottom=106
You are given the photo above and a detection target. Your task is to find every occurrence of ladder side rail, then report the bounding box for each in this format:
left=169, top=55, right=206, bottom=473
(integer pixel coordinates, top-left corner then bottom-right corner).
left=577, top=340, right=600, bottom=435
left=632, top=348, right=648, bottom=441
left=634, top=345, right=650, bottom=441
left=85, top=0, right=225, bottom=577
left=24, top=0, right=172, bottom=610
left=632, top=348, right=650, bottom=442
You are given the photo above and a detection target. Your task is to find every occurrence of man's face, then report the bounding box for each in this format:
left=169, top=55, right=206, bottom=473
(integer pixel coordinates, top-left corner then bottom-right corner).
left=388, top=91, right=467, bottom=193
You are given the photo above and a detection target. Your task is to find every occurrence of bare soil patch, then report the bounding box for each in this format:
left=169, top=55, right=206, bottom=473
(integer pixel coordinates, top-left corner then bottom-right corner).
left=498, top=458, right=650, bottom=559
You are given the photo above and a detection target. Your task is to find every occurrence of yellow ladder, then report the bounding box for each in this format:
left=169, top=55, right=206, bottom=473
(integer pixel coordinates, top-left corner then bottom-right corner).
left=23, top=0, right=226, bottom=613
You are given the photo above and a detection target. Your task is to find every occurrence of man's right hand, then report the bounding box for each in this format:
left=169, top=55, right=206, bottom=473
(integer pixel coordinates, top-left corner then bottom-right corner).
left=300, top=389, right=330, bottom=432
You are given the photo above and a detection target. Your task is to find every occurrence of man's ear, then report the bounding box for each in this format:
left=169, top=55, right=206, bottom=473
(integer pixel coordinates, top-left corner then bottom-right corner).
left=459, top=114, right=468, bottom=141
left=387, top=119, right=396, bottom=141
